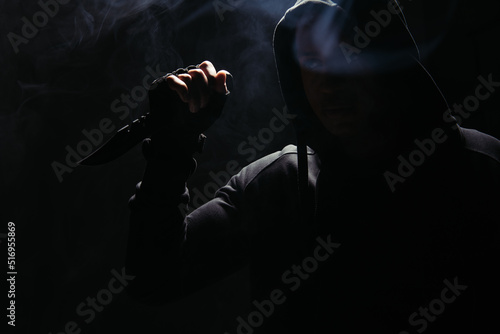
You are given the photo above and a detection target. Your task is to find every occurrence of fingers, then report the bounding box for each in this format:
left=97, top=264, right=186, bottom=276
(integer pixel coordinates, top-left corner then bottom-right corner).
left=166, top=75, right=189, bottom=103
left=201, top=60, right=230, bottom=94
left=188, top=69, right=210, bottom=113
left=166, top=60, right=230, bottom=113
left=198, top=61, right=217, bottom=86
left=215, top=70, right=231, bottom=94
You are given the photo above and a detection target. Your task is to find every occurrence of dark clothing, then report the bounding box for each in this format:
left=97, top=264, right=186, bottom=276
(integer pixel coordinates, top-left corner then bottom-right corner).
left=126, top=1, right=500, bottom=332
left=127, top=129, right=500, bottom=333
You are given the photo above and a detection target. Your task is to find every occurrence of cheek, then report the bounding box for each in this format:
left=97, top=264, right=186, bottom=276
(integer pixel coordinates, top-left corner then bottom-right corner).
left=305, top=87, right=321, bottom=113
left=300, top=72, right=321, bottom=108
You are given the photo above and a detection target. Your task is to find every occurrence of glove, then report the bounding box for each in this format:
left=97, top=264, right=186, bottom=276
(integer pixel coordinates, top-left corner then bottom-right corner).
left=144, top=62, right=231, bottom=160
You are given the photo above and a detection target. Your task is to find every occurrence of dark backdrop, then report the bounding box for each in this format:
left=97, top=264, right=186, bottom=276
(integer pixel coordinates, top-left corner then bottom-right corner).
left=1, top=0, right=499, bottom=333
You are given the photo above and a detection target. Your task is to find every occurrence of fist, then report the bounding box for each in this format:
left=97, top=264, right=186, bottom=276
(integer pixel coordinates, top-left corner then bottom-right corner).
left=148, top=61, right=232, bottom=138
left=166, top=60, right=231, bottom=114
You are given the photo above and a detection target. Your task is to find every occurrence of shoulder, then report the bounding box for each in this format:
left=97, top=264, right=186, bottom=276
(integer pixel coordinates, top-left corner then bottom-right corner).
left=460, top=127, right=500, bottom=164
left=231, top=145, right=317, bottom=190
left=457, top=126, right=500, bottom=190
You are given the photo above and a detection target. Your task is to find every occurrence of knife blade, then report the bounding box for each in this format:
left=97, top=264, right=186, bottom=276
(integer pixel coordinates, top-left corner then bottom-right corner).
left=77, top=115, right=152, bottom=166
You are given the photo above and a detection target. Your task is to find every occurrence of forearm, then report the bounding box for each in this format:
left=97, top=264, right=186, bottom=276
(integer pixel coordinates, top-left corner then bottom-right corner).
left=124, top=60, right=232, bottom=302
left=125, top=136, right=201, bottom=302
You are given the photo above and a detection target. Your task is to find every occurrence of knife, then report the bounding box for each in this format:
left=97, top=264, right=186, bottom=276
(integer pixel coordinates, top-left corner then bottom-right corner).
left=78, top=65, right=231, bottom=166
left=77, top=114, right=153, bottom=166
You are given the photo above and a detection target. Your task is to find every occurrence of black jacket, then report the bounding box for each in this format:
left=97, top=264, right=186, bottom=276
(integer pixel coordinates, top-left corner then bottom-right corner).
left=126, top=1, right=500, bottom=332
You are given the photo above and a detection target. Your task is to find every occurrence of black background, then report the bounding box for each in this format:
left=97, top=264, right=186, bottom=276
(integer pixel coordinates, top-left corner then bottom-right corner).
left=1, top=0, right=499, bottom=333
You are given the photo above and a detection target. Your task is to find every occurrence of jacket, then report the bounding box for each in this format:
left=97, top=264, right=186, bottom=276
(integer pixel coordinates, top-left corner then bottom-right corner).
left=126, top=0, right=500, bottom=332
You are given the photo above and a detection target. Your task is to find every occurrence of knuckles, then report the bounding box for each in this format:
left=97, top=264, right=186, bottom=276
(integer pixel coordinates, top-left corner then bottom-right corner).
left=189, top=68, right=214, bottom=86
left=164, top=62, right=224, bottom=109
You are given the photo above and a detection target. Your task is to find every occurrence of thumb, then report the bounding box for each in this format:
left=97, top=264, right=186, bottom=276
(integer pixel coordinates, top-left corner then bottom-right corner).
left=215, top=70, right=233, bottom=95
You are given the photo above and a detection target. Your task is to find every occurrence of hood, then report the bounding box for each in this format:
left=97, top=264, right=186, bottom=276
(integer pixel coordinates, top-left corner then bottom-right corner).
left=273, top=0, right=457, bottom=157
left=272, top=0, right=460, bottom=225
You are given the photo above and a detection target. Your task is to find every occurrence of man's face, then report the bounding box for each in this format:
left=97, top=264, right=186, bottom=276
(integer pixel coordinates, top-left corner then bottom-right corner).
left=295, top=18, right=387, bottom=138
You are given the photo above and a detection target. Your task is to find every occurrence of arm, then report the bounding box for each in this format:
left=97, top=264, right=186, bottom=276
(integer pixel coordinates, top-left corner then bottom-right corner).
left=125, top=61, right=246, bottom=304
left=126, top=148, right=249, bottom=304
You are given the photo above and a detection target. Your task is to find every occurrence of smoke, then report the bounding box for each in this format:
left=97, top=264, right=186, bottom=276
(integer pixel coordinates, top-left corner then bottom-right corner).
left=1, top=1, right=183, bottom=155
left=0, top=0, right=297, bottom=212
left=1, top=1, right=499, bottom=334
left=0, top=0, right=294, bottom=196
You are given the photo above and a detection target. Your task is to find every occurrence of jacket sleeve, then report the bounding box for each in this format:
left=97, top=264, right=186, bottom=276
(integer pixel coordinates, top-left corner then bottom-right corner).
left=125, top=141, right=249, bottom=304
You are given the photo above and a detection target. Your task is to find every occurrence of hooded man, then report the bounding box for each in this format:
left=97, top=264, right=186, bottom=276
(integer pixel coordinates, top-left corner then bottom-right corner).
left=126, top=0, right=500, bottom=332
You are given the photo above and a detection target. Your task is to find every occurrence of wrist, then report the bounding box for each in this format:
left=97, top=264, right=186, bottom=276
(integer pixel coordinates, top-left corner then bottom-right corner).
left=142, top=133, right=206, bottom=162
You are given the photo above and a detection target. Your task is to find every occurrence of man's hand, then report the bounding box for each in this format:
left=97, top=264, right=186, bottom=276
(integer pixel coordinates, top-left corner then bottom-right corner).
left=148, top=60, right=231, bottom=136
left=166, top=60, right=230, bottom=114
left=145, top=61, right=231, bottom=159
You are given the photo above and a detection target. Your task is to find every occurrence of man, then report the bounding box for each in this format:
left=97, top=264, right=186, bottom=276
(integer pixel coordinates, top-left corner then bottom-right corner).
left=126, top=0, right=500, bottom=332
